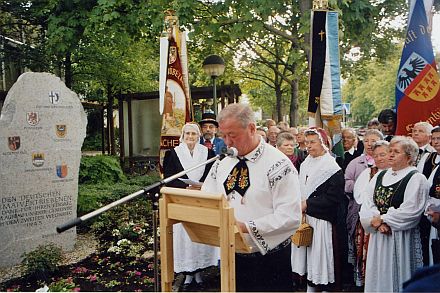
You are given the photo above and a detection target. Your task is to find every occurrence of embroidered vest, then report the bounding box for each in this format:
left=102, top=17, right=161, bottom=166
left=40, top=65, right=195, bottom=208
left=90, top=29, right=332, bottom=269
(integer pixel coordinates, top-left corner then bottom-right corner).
left=373, top=170, right=418, bottom=214
left=422, top=152, right=439, bottom=179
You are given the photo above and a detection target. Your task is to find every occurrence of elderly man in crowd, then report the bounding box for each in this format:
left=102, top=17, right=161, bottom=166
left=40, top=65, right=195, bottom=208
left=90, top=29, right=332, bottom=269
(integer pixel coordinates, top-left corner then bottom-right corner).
left=267, top=125, right=281, bottom=147
left=198, top=112, right=226, bottom=155
left=412, top=121, right=435, bottom=170
left=202, top=103, right=301, bottom=292
left=337, top=128, right=363, bottom=172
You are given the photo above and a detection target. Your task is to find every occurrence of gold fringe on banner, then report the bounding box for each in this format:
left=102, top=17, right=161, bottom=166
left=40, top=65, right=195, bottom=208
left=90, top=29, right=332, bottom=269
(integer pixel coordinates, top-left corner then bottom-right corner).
left=312, top=0, right=329, bottom=10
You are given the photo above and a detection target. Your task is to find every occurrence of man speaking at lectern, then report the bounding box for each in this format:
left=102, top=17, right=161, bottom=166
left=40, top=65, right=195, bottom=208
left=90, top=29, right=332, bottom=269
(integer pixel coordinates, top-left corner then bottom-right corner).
left=202, top=103, right=302, bottom=292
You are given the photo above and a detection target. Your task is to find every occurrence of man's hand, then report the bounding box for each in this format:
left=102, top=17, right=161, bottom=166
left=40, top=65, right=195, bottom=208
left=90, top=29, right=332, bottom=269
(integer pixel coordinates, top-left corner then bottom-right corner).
left=236, top=221, right=248, bottom=233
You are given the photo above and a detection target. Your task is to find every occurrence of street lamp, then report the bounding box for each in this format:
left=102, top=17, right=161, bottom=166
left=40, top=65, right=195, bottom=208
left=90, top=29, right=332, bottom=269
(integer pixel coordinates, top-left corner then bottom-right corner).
left=202, top=55, right=225, bottom=115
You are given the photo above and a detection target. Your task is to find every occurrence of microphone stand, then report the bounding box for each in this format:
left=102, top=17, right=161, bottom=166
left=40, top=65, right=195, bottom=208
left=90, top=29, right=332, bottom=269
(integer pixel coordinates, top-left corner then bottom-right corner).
left=56, top=153, right=223, bottom=292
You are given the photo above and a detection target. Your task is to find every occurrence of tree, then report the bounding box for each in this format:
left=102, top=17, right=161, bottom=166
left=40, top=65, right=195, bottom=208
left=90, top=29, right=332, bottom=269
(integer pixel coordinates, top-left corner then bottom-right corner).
left=343, top=45, right=402, bottom=126
left=171, top=0, right=410, bottom=126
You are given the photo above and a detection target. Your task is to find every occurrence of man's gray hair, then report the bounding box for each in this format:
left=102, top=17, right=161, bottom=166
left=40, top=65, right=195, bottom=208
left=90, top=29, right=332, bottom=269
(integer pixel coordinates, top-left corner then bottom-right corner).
left=364, top=129, right=384, bottom=140
left=342, top=127, right=357, bottom=137
left=390, top=136, right=419, bottom=165
left=218, top=103, right=256, bottom=128
left=414, top=121, right=433, bottom=135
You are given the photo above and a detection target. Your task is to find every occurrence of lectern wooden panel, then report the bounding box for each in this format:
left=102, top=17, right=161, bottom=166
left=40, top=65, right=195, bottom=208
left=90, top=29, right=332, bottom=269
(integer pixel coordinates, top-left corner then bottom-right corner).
left=159, top=187, right=251, bottom=292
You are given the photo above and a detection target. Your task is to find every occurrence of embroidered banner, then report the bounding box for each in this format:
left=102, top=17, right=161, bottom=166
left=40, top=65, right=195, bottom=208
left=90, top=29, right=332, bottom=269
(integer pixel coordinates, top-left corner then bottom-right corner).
left=308, top=10, right=342, bottom=120
left=159, top=11, right=192, bottom=171
left=308, top=10, right=344, bottom=159
left=395, top=0, right=440, bottom=135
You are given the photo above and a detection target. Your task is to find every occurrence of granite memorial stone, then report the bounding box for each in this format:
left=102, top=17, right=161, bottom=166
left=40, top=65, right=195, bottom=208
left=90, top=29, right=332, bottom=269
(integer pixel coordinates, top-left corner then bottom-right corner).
left=0, top=72, right=87, bottom=267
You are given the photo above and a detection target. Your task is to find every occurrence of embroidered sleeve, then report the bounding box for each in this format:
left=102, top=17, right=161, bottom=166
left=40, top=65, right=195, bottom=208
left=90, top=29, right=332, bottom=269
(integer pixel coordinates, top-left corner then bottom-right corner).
left=267, top=158, right=295, bottom=189
left=248, top=220, right=269, bottom=253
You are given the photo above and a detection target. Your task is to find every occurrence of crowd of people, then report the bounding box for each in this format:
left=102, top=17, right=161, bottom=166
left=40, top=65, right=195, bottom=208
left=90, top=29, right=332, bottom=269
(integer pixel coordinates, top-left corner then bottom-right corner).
left=162, top=105, right=440, bottom=292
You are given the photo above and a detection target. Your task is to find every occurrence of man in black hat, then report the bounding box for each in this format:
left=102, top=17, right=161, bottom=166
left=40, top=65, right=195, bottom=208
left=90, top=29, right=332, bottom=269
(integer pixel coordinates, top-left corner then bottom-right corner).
left=198, top=112, right=226, bottom=155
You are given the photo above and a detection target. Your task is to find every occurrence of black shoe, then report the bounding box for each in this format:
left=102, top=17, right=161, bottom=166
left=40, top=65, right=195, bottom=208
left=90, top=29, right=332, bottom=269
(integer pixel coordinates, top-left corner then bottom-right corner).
left=181, top=281, right=195, bottom=292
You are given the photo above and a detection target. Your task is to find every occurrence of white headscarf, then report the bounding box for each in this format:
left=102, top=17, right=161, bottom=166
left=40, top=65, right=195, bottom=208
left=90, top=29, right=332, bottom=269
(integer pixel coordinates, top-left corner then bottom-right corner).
left=174, top=123, right=208, bottom=182
left=300, top=129, right=340, bottom=199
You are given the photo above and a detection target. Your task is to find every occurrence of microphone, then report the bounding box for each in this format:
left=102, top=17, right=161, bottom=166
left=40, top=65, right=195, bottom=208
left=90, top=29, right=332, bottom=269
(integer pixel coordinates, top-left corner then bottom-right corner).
left=221, top=147, right=238, bottom=157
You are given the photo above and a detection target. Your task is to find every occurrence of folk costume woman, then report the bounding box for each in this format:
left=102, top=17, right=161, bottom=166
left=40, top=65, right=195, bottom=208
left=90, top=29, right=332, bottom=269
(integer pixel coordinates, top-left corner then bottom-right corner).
left=291, top=128, right=345, bottom=291
left=360, top=136, right=428, bottom=292
left=344, top=129, right=383, bottom=287
left=351, top=140, right=390, bottom=287
left=162, top=123, right=218, bottom=291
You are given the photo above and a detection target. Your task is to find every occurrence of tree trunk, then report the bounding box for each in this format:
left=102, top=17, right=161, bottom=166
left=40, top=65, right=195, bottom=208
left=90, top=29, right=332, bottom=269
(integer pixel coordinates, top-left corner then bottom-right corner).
left=107, top=82, right=116, bottom=155
left=290, top=78, right=299, bottom=126
left=299, top=0, right=312, bottom=62
left=64, top=51, right=72, bottom=89
left=275, top=86, right=282, bottom=122
left=274, top=71, right=283, bottom=122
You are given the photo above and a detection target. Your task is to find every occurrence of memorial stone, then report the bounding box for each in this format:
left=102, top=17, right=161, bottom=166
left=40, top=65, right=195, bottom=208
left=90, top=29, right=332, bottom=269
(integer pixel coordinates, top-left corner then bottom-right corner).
left=0, top=72, right=87, bottom=267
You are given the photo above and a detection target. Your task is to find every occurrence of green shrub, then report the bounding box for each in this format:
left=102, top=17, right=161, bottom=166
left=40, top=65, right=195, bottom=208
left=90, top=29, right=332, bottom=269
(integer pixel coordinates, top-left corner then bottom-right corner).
left=79, top=155, right=126, bottom=184
left=77, top=173, right=160, bottom=216
left=21, top=243, right=63, bottom=277
left=82, top=133, right=103, bottom=151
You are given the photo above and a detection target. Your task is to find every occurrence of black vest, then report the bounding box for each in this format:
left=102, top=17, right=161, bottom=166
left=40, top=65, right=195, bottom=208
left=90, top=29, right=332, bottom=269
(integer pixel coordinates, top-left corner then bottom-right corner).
left=373, top=170, right=418, bottom=214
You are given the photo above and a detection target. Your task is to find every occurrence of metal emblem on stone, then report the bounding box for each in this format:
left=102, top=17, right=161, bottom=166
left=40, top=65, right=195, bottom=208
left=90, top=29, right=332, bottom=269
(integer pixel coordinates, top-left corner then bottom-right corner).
left=32, top=152, right=45, bottom=167
left=26, top=111, right=39, bottom=126
left=8, top=136, right=20, bottom=151
left=0, top=72, right=87, bottom=267
left=56, top=124, right=67, bottom=138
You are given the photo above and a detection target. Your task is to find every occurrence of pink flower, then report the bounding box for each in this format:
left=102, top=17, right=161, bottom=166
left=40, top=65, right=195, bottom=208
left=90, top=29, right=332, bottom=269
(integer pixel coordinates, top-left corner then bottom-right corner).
left=87, top=274, right=97, bottom=282
left=73, top=288, right=81, bottom=292
left=66, top=277, right=74, bottom=284
left=147, top=263, right=154, bottom=270
left=134, top=270, right=142, bottom=276
left=72, top=266, right=88, bottom=274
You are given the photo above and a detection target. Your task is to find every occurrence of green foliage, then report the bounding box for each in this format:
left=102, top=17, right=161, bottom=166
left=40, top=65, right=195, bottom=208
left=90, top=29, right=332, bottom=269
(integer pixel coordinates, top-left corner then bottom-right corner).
left=343, top=45, right=401, bottom=126
left=21, top=243, right=63, bottom=277
left=79, top=155, right=126, bottom=185
left=48, top=277, right=78, bottom=292
left=82, top=133, right=102, bottom=151
left=77, top=170, right=159, bottom=216
left=1, top=0, right=429, bottom=127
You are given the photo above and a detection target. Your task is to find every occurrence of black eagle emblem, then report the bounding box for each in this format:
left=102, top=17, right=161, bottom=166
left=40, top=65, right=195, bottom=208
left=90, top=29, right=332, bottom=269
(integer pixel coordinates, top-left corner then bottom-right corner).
left=398, top=56, right=425, bottom=90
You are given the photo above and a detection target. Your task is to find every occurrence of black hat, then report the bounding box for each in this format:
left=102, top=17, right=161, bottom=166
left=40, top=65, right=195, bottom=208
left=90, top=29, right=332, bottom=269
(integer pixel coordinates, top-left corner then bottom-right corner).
left=198, top=112, right=218, bottom=127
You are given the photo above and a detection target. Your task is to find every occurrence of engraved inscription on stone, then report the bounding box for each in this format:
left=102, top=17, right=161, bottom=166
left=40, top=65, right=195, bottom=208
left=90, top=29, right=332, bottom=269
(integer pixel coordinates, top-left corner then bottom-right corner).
left=0, top=72, right=87, bottom=267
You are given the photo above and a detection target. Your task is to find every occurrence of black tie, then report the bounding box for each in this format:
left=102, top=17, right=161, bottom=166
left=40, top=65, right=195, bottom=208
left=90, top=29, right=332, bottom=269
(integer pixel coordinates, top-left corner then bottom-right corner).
left=223, top=158, right=250, bottom=197
left=416, top=148, right=424, bottom=164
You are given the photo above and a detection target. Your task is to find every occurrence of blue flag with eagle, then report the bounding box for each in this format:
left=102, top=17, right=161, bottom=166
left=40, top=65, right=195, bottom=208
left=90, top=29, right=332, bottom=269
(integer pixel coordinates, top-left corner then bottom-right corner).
left=395, top=0, right=440, bottom=135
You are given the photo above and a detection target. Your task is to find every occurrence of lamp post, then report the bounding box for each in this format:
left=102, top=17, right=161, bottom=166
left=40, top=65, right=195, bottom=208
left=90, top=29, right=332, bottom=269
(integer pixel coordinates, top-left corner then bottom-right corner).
left=202, top=55, right=225, bottom=115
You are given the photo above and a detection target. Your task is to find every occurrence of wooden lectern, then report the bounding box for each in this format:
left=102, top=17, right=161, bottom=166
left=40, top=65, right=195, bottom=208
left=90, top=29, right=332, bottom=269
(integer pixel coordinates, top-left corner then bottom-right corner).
left=159, top=186, right=252, bottom=292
